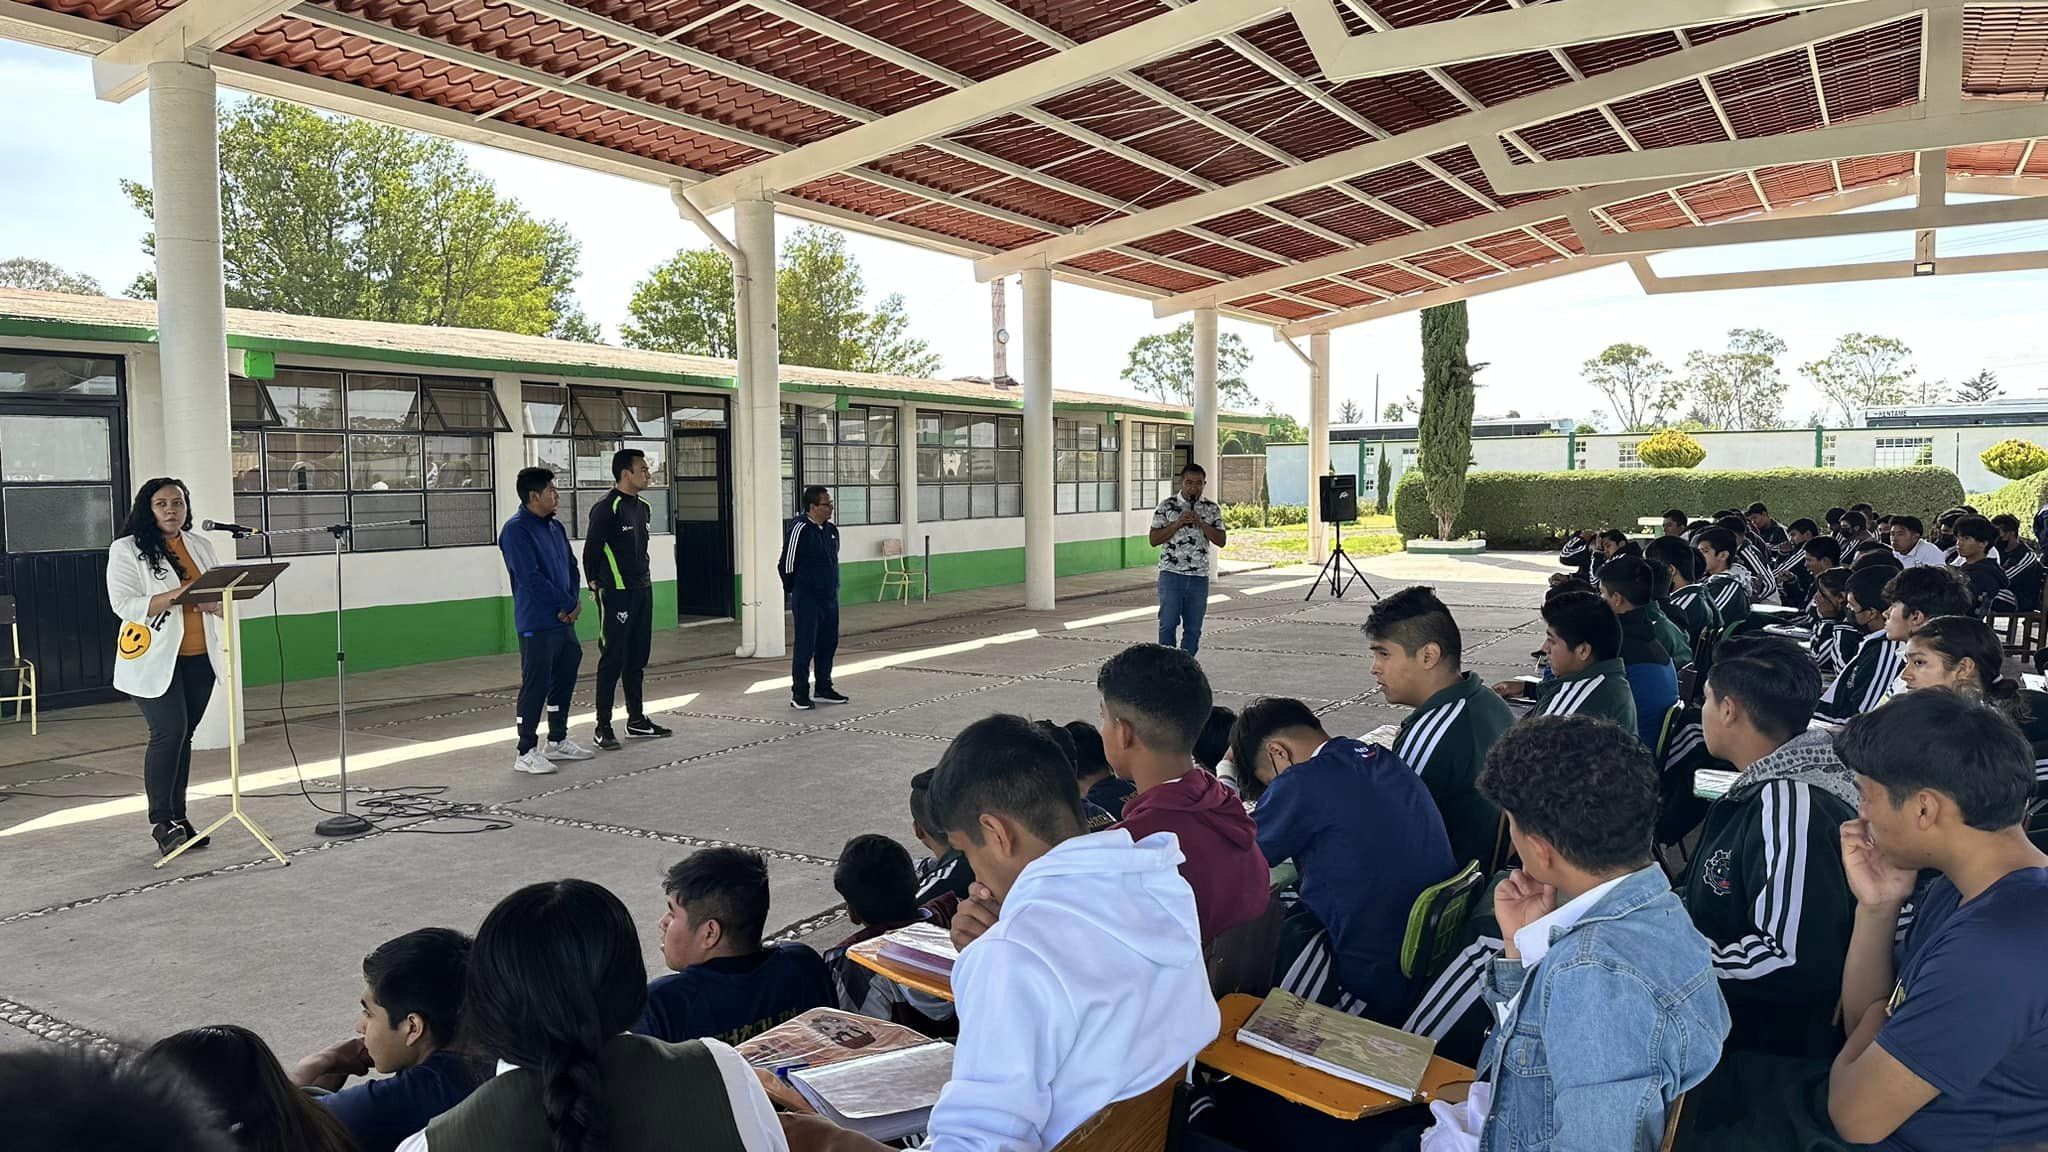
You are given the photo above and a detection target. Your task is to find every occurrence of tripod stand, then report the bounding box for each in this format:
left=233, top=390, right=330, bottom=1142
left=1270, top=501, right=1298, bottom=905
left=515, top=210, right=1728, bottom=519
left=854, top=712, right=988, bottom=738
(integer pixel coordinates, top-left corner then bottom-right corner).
left=239, top=517, right=423, bottom=837
left=1304, top=520, right=1381, bottom=602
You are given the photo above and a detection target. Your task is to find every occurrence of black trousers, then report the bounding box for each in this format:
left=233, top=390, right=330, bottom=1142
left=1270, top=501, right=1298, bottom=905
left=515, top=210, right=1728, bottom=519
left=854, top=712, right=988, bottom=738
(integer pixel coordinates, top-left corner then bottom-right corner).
left=791, top=590, right=839, bottom=699
left=594, top=585, right=653, bottom=728
left=136, top=654, right=215, bottom=827
left=516, top=626, right=582, bottom=754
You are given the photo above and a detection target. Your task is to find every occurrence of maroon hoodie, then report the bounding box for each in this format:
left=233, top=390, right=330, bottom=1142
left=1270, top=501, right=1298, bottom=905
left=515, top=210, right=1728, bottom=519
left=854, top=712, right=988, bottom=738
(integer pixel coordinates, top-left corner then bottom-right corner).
left=1115, top=768, right=1270, bottom=944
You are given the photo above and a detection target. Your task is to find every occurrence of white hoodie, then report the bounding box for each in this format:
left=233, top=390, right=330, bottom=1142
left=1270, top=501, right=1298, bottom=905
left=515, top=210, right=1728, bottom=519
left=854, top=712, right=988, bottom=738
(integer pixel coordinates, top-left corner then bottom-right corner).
left=928, top=829, right=1219, bottom=1152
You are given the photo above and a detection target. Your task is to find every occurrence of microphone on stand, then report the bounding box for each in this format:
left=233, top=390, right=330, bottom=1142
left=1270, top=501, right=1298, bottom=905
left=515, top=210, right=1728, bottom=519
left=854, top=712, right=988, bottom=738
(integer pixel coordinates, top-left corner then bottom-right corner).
left=201, top=519, right=261, bottom=538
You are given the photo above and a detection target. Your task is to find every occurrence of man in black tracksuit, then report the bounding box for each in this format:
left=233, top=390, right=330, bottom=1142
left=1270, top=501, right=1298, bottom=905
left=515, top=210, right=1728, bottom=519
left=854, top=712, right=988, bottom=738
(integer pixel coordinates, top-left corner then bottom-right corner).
left=781, top=485, right=846, bottom=711
left=583, top=448, right=672, bottom=750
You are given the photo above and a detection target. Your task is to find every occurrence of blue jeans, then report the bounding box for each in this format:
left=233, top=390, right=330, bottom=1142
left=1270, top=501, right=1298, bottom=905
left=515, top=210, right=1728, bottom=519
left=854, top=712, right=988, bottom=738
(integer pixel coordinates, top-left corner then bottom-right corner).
left=1158, top=571, right=1210, bottom=654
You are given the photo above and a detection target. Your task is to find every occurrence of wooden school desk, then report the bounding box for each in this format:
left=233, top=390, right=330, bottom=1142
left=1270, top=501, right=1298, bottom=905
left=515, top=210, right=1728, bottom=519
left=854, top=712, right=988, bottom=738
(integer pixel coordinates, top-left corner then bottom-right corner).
left=1196, top=993, right=1477, bottom=1121
left=846, top=937, right=955, bottom=1002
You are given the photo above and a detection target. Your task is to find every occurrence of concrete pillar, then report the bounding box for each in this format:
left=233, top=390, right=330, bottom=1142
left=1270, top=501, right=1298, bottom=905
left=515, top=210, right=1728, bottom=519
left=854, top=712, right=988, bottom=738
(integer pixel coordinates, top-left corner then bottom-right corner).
left=897, top=398, right=919, bottom=589
left=1308, top=332, right=1331, bottom=564
left=1021, top=266, right=1054, bottom=610
left=149, top=59, right=240, bottom=750
left=1192, top=308, right=1219, bottom=577
left=735, top=197, right=786, bottom=657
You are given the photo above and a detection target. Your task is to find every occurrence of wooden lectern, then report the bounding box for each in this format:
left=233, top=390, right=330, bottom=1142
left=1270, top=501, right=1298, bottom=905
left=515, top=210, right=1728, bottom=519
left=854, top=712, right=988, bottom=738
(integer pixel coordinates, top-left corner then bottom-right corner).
left=155, top=561, right=290, bottom=869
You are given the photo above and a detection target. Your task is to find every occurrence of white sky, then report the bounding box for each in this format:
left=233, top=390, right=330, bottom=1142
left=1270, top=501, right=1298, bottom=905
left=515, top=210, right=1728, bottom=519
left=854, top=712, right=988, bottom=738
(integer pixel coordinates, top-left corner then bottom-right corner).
left=7, top=39, right=2048, bottom=427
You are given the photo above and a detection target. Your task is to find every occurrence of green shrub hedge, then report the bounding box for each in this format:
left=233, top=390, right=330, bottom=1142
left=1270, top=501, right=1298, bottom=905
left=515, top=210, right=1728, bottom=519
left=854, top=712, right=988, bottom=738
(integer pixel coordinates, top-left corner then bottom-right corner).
left=1220, top=502, right=1310, bottom=529
left=1974, top=470, right=2048, bottom=526
left=1392, top=467, right=1966, bottom=549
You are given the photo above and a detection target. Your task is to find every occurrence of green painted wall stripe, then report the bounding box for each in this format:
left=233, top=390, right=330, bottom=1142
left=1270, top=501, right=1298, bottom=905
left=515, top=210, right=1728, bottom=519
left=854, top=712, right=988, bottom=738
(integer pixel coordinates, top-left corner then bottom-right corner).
left=0, top=317, right=159, bottom=344
left=225, top=333, right=738, bottom=391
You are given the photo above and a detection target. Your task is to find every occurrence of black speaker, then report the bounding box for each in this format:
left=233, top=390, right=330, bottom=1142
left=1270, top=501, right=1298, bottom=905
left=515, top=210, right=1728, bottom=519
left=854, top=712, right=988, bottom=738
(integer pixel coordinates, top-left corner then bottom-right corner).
left=1319, top=474, right=1358, bottom=524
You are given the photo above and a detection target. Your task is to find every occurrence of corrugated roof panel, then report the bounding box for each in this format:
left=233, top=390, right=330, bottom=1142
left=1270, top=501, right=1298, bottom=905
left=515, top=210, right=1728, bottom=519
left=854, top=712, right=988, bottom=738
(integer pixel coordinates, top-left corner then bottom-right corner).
left=1353, top=265, right=1439, bottom=295
left=681, top=4, right=948, bottom=117
left=1676, top=174, right=1765, bottom=222
left=1708, top=49, right=1825, bottom=140
left=1836, top=153, right=1917, bottom=189
left=1562, top=31, right=1686, bottom=78
left=964, top=178, right=1112, bottom=229
left=1609, top=79, right=1729, bottom=151
left=866, top=145, right=1010, bottom=196
left=1815, top=16, right=1923, bottom=120
left=1950, top=141, right=2029, bottom=176
left=796, top=0, right=1055, bottom=83
left=1440, top=50, right=1573, bottom=107
left=1966, top=6, right=2048, bottom=97
left=789, top=174, right=929, bottom=218
left=1407, top=248, right=1494, bottom=280
left=1327, top=70, right=1473, bottom=135
left=1466, top=229, right=1558, bottom=269
left=1755, top=163, right=1840, bottom=204
left=1513, top=107, right=1632, bottom=161
left=890, top=202, right=1054, bottom=248
left=1604, top=193, right=1689, bottom=232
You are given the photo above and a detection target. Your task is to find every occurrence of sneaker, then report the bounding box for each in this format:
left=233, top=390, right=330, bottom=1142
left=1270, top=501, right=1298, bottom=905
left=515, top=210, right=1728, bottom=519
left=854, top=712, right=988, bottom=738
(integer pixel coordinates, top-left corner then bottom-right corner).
left=591, top=727, right=622, bottom=752
left=625, top=717, right=673, bottom=739
left=815, top=688, right=850, bottom=705
left=544, top=737, right=596, bottom=761
left=512, top=748, right=558, bottom=775
left=153, top=821, right=191, bottom=857
left=177, top=818, right=210, bottom=849
left=790, top=696, right=815, bottom=711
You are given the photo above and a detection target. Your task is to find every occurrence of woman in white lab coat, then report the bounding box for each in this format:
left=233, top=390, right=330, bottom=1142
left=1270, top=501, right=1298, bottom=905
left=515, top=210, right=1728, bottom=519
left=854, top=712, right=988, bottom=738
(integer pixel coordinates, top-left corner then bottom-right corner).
left=106, top=477, right=225, bottom=857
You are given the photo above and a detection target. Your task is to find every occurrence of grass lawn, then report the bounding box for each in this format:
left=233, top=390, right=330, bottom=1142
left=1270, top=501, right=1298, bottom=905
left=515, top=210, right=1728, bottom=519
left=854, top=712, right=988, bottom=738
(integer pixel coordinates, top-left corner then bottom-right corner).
left=1230, top=514, right=1403, bottom=564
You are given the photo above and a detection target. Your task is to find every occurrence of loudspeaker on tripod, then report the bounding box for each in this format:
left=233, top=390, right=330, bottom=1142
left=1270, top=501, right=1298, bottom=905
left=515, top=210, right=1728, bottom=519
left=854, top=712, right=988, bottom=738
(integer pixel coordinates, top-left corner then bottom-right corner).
left=1319, top=474, right=1358, bottom=524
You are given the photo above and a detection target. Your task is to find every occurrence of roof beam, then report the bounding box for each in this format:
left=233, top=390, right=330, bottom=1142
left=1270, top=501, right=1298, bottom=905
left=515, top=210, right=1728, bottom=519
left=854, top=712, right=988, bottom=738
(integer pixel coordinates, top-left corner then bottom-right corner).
left=1276, top=256, right=1630, bottom=336
left=1629, top=246, right=2048, bottom=293
left=1473, top=101, right=2048, bottom=194
left=1287, top=0, right=1881, bottom=82
left=1571, top=179, right=2048, bottom=255
left=681, top=0, right=1285, bottom=211
left=93, top=0, right=296, bottom=100
left=975, top=0, right=1917, bottom=280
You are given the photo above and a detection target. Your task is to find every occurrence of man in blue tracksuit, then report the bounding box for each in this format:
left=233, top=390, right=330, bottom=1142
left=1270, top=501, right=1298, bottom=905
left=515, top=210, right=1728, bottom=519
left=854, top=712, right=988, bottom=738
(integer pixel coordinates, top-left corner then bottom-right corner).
left=780, top=485, right=846, bottom=711
left=498, top=467, right=594, bottom=774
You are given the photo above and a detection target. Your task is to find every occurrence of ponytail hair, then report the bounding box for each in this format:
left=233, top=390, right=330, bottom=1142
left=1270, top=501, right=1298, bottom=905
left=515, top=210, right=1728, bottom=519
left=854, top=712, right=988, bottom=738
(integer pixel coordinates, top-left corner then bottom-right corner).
left=1911, top=615, right=2031, bottom=725
left=465, top=880, right=647, bottom=1152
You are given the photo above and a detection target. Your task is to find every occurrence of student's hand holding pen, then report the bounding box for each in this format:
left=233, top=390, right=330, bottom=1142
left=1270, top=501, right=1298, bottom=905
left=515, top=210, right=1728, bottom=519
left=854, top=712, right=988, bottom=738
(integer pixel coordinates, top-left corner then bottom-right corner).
left=951, top=882, right=1002, bottom=952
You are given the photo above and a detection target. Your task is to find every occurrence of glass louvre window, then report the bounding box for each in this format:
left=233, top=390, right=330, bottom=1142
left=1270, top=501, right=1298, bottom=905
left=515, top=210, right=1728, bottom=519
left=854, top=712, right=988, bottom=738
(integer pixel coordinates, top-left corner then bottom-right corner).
left=1054, top=416, right=1118, bottom=514
left=917, top=410, right=1019, bottom=520
left=232, top=370, right=498, bottom=553
left=0, top=351, right=118, bottom=396
left=523, top=385, right=694, bottom=537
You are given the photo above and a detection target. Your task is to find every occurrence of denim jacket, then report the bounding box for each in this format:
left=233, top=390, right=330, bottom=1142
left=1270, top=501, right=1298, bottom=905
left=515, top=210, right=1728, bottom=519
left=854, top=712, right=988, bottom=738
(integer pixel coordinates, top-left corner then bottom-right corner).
left=1477, top=866, right=1729, bottom=1152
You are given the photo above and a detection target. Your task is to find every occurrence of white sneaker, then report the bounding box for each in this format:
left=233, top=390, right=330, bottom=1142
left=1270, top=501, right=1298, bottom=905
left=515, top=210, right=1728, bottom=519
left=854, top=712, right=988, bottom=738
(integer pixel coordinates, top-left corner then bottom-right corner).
left=544, top=737, right=595, bottom=761
left=512, top=748, right=557, bottom=775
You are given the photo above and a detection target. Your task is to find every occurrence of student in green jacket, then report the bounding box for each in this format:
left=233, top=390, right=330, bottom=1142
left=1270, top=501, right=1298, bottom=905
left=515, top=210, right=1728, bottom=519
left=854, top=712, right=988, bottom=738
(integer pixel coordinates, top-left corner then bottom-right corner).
left=1495, top=590, right=1638, bottom=736
left=1650, top=535, right=1719, bottom=659
left=1364, top=585, right=1516, bottom=870
left=1696, top=526, right=1754, bottom=622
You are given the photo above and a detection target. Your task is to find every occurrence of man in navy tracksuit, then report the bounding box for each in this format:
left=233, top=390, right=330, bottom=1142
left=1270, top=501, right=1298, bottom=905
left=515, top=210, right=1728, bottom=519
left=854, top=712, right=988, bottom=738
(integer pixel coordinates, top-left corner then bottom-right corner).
left=498, top=467, right=594, bottom=774
left=780, top=485, right=847, bottom=711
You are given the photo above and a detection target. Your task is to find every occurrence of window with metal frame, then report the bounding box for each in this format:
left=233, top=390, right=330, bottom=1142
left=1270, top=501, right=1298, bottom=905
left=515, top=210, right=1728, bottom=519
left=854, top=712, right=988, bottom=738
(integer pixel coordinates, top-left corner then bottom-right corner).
left=1128, top=421, right=1191, bottom=511
left=522, top=384, right=683, bottom=537
left=1054, top=415, right=1119, bottom=514
left=917, top=409, right=1019, bottom=521
left=231, top=369, right=505, bottom=556
left=0, top=349, right=125, bottom=557
left=1617, top=441, right=1643, bottom=469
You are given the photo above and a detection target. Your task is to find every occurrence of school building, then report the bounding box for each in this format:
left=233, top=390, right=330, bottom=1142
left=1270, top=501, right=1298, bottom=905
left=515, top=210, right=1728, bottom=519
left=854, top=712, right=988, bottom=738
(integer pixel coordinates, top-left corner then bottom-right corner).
left=0, top=288, right=1262, bottom=704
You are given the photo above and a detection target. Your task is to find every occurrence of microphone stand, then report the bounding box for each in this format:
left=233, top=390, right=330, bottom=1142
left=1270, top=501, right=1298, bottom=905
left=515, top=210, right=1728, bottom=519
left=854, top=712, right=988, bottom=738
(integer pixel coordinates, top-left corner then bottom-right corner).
left=225, top=517, right=425, bottom=837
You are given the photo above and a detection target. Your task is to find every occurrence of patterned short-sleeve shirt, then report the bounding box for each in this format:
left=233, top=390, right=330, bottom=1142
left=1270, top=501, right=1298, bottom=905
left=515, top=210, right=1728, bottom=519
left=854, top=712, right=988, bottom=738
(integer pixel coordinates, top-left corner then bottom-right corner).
left=1152, top=493, right=1222, bottom=576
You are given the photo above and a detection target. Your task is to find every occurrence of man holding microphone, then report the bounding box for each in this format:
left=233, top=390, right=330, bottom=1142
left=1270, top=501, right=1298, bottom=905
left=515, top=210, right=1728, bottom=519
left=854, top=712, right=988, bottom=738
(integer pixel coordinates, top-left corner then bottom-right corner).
left=583, top=447, right=672, bottom=751
left=1150, top=462, right=1226, bottom=655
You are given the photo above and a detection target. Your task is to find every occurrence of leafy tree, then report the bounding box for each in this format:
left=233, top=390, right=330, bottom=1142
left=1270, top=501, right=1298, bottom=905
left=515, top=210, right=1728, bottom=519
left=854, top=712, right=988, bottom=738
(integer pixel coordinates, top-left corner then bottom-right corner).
left=1636, top=428, right=1706, bottom=469
left=1336, top=398, right=1363, bottom=423
left=1955, top=370, right=2002, bottom=404
left=121, top=99, right=591, bottom=336
left=1983, top=439, right=2048, bottom=480
left=1679, top=329, right=1788, bottom=430
left=1799, top=333, right=1914, bottom=424
left=1580, top=343, right=1675, bottom=431
left=1119, top=321, right=1255, bottom=409
left=1907, top=377, right=1950, bottom=405
left=1382, top=402, right=1404, bottom=422
left=1575, top=413, right=1604, bottom=432
left=621, top=228, right=940, bottom=375
left=1417, top=301, right=1481, bottom=540
left=0, top=257, right=101, bottom=295
left=1263, top=408, right=1305, bottom=443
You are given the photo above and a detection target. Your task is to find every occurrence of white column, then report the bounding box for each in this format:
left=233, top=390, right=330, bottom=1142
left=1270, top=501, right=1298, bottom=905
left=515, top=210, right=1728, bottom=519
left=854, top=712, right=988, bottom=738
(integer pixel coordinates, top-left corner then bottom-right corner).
left=1308, top=331, right=1331, bottom=565
left=735, top=197, right=786, bottom=657
left=1192, top=307, right=1219, bottom=578
left=150, top=58, right=240, bottom=750
left=1021, top=266, right=1054, bottom=611
left=897, top=398, right=919, bottom=584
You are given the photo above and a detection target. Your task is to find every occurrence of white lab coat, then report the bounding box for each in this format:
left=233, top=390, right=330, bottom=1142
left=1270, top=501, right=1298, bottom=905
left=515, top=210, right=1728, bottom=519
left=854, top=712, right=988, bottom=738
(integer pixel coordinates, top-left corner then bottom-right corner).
left=105, top=532, right=227, bottom=699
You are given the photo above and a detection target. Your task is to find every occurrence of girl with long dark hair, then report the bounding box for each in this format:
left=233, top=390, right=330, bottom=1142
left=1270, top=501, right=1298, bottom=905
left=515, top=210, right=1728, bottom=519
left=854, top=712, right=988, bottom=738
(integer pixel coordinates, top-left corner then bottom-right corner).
left=1900, top=616, right=2048, bottom=756
left=393, top=879, right=788, bottom=1152
left=106, top=477, right=226, bottom=857
left=143, top=1024, right=360, bottom=1152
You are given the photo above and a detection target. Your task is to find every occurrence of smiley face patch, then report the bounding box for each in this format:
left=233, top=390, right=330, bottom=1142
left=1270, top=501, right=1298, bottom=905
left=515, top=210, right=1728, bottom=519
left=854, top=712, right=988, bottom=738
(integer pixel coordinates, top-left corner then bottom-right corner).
left=117, top=621, right=152, bottom=660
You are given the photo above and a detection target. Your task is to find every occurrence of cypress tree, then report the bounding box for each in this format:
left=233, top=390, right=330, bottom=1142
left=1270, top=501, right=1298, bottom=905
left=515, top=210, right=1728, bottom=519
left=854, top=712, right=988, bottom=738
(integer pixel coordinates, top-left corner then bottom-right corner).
left=1418, top=301, right=1480, bottom=539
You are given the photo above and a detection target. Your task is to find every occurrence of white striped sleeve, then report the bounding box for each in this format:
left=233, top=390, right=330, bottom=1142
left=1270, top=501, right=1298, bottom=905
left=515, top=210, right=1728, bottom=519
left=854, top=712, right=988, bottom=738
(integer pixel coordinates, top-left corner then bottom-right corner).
left=1402, top=937, right=1502, bottom=1041
left=1711, top=781, right=1811, bottom=980
left=1860, top=642, right=1904, bottom=714
left=781, top=519, right=805, bottom=576
left=1397, top=699, right=1466, bottom=774
left=1540, top=676, right=1601, bottom=717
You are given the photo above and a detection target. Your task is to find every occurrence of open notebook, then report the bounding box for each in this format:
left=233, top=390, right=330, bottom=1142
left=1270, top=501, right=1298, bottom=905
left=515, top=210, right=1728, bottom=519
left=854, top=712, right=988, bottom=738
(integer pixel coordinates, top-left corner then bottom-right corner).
left=878, top=922, right=960, bottom=976
left=787, top=1039, right=956, bottom=1142
left=1237, top=989, right=1436, bottom=1101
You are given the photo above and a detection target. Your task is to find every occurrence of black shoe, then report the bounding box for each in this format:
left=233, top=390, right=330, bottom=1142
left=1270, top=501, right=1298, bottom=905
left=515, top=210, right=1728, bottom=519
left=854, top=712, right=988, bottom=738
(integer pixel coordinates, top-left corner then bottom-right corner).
left=153, top=822, right=191, bottom=858
left=592, top=727, right=622, bottom=752
left=815, top=688, right=850, bottom=705
left=790, top=696, right=814, bottom=711
left=625, top=717, right=673, bottom=739
left=177, top=818, right=210, bottom=849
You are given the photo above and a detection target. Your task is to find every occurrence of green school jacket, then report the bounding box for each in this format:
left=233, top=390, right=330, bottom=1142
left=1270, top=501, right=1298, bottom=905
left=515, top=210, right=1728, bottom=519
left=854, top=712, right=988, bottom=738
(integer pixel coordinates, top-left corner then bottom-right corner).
left=1394, top=672, right=1516, bottom=868
left=1664, top=585, right=1721, bottom=657
left=1531, top=657, right=1638, bottom=735
left=1646, top=602, right=1694, bottom=666
left=1700, top=570, right=1752, bottom=622
left=1815, top=631, right=1902, bottom=720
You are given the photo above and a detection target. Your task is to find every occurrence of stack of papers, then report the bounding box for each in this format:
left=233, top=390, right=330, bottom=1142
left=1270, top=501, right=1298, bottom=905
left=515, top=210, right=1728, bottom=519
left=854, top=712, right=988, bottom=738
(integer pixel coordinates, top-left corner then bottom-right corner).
left=878, top=923, right=960, bottom=976
left=736, top=1007, right=935, bottom=1072
left=1236, top=989, right=1435, bottom=1101
left=788, top=1040, right=955, bottom=1142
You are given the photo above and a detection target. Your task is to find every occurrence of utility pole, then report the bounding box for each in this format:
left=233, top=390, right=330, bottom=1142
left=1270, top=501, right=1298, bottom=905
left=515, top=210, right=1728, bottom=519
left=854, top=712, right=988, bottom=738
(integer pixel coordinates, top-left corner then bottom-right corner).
left=1373, top=373, right=1380, bottom=419
left=991, top=279, right=1008, bottom=380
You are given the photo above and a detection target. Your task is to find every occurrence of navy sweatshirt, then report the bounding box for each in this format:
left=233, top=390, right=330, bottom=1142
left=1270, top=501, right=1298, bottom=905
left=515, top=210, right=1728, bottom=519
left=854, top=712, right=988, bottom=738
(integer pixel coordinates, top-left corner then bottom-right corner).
left=780, top=516, right=841, bottom=599
left=634, top=943, right=835, bottom=1046
left=498, top=506, right=580, bottom=635
left=318, top=1049, right=487, bottom=1152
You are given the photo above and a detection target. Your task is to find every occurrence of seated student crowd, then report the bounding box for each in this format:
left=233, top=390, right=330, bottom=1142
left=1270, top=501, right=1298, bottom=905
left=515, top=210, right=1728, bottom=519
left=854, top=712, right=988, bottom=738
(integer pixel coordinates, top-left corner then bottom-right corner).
left=1492, top=588, right=1638, bottom=734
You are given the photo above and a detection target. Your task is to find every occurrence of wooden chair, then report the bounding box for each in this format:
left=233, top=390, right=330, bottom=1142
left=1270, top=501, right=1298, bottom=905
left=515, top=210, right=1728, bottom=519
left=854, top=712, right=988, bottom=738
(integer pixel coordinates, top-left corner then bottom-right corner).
left=0, top=596, right=34, bottom=736
left=1047, top=1074, right=1181, bottom=1152
left=877, top=537, right=927, bottom=604
left=1659, top=1092, right=1687, bottom=1152
left=2001, top=576, right=2048, bottom=658
left=1205, top=884, right=1285, bottom=998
